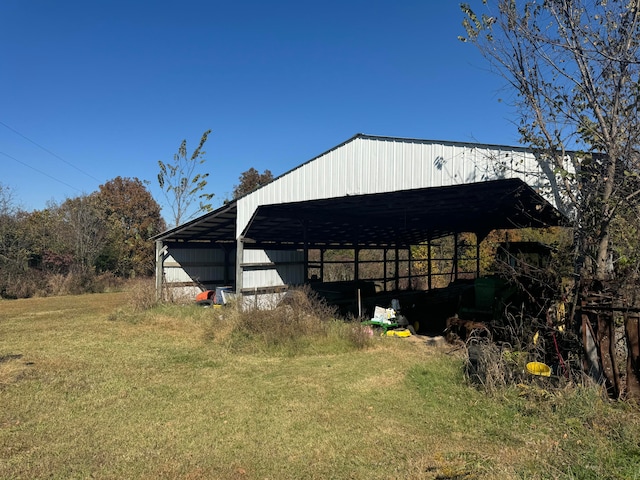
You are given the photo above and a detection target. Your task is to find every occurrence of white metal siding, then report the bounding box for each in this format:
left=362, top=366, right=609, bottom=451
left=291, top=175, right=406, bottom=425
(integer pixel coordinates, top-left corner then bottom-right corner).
left=241, top=249, right=304, bottom=291
left=236, top=136, right=557, bottom=237
left=163, top=246, right=235, bottom=295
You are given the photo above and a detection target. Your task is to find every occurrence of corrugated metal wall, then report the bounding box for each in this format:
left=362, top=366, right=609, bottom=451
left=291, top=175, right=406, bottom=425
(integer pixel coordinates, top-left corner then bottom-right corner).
left=236, top=136, right=564, bottom=235
left=162, top=245, right=234, bottom=300
left=240, top=249, right=304, bottom=292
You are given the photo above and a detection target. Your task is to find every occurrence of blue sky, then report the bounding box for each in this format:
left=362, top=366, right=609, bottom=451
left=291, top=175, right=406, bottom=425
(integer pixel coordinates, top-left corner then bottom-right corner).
left=1, top=0, right=517, bottom=220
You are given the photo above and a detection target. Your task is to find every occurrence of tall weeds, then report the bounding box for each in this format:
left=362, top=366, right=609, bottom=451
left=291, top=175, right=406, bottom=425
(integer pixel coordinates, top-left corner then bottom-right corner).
left=204, top=286, right=373, bottom=355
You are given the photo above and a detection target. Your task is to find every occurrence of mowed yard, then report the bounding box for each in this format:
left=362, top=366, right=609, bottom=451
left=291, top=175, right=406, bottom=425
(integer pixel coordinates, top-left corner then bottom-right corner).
left=1, top=291, right=639, bottom=479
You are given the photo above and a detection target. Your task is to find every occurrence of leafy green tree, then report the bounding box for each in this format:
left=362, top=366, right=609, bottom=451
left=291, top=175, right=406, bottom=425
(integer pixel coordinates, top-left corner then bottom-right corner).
left=158, top=130, right=214, bottom=226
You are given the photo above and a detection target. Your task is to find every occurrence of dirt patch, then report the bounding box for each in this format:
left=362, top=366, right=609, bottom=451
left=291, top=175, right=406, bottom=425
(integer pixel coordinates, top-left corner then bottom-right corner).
left=0, top=353, right=30, bottom=387
left=0, top=354, right=23, bottom=363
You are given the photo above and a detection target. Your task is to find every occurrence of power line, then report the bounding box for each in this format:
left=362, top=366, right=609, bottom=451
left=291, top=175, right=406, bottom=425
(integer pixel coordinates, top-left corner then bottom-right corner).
left=0, top=151, right=82, bottom=192
left=0, top=120, right=101, bottom=182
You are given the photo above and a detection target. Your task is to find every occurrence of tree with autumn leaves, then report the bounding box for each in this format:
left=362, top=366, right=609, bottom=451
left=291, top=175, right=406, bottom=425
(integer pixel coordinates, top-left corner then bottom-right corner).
left=94, top=176, right=166, bottom=277
left=0, top=177, right=165, bottom=298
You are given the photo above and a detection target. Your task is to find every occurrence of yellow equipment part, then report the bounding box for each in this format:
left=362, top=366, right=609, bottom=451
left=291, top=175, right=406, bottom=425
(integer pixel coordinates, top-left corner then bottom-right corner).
left=385, top=329, right=412, bottom=338
left=526, top=361, right=551, bottom=377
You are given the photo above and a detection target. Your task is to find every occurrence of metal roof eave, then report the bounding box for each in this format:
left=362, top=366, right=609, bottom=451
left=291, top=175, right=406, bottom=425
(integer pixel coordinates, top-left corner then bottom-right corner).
left=151, top=201, right=238, bottom=243
left=240, top=178, right=566, bottom=248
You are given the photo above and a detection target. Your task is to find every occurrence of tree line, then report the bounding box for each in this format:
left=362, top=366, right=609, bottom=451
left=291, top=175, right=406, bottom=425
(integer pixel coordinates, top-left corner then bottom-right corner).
left=0, top=129, right=273, bottom=299
left=0, top=178, right=165, bottom=298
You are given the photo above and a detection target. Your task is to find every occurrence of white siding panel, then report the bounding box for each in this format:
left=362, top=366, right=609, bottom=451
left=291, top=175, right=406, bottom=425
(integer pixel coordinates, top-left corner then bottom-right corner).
left=233, top=135, right=566, bottom=294
left=162, top=246, right=235, bottom=297
left=241, top=249, right=305, bottom=291
left=238, top=135, right=560, bottom=237
left=241, top=292, right=288, bottom=310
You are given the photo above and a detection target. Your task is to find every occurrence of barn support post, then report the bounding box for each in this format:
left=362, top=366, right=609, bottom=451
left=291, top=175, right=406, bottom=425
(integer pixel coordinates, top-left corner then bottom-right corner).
left=235, top=236, right=244, bottom=295
left=395, top=246, right=400, bottom=290
left=453, top=233, right=459, bottom=282
left=320, top=249, right=325, bottom=282
left=383, top=249, right=388, bottom=292
left=354, top=247, right=360, bottom=281
left=408, top=246, right=413, bottom=288
left=303, top=220, right=309, bottom=282
left=427, top=238, right=432, bottom=291
left=476, top=233, right=481, bottom=278
left=155, top=240, right=166, bottom=301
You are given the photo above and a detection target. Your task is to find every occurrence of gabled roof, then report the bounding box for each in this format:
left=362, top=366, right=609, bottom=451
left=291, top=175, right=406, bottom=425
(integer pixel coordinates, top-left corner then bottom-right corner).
left=152, top=134, right=567, bottom=246
left=153, top=177, right=564, bottom=247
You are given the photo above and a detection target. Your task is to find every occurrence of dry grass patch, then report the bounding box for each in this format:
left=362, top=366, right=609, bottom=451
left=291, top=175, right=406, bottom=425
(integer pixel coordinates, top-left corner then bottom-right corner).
left=0, top=354, right=29, bottom=387
left=1, top=291, right=639, bottom=479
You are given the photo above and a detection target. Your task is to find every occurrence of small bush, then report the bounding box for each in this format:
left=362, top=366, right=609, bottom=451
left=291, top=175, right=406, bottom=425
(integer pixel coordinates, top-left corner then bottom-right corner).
left=126, top=278, right=158, bottom=312
left=46, top=273, right=67, bottom=296
left=3, top=274, right=39, bottom=299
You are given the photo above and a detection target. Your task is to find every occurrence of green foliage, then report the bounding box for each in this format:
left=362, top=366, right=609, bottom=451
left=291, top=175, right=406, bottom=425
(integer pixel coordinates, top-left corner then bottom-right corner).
left=157, top=130, right=214, bottom=226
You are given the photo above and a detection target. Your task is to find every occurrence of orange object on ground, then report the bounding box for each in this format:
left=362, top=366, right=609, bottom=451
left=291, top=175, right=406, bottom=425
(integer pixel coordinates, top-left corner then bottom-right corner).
left=196, top=290, right=215, bottom=302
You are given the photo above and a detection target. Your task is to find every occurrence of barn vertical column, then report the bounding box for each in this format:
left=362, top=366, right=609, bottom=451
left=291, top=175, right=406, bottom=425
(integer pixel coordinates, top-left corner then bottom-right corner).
left=453, top=233, right=459, bottom=282
left=407, top=246, right=412, bottom=288
left=427, top=238, right=432, bottom=290
left=394, top=246, right=400, bottom=290
left=475, top=233, right=481, bottom=278
left=155, top=240, right=166, bottom=301
left=303, top=220, right=309, bottom=282
left=235, top=236, right=244, bottom=295
left=383, top=249, right=388, bottom=292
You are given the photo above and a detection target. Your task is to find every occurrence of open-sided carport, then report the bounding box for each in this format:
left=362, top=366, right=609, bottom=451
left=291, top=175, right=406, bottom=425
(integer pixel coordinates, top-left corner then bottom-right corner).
left=155, top=178, right=563, bottom=302
left=153, top=134, right=568, bottom=311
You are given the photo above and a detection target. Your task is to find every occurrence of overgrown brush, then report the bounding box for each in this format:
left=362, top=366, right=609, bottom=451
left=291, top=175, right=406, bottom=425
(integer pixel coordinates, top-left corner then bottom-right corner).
left=205, top=286, right=374, bottom=355
left=0, top=269, right=127, bottom=299
left=462, top=296, right=587, bottom=394
left=126, top=277, right=159, bottom=312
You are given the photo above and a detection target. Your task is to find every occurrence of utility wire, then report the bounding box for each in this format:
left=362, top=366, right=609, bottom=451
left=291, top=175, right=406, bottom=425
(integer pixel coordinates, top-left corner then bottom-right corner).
left=0, top=120, right=101, bottom=182
left=0, top=151, right=82, bottom=192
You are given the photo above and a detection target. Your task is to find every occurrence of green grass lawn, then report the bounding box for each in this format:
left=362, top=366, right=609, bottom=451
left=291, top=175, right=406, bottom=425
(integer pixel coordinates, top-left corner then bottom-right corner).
left=1, top=292, right=639, bottom=479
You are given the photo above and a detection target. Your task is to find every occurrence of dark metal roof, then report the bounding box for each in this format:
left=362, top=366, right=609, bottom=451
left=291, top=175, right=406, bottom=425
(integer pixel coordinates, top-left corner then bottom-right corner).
left=241, top=178, right=564, bottom=248
left=152, top=201, right=238, bottom=243
left=153, top=178, right=565, bottom=247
